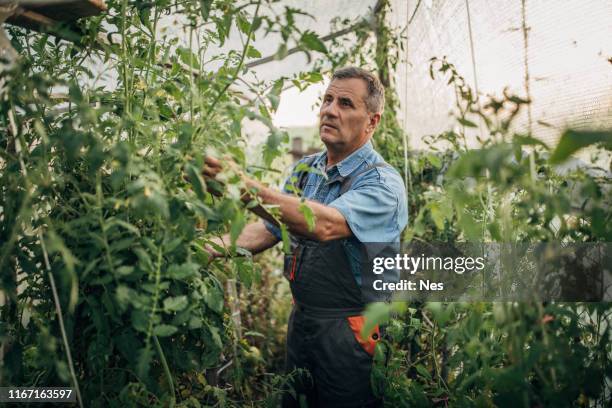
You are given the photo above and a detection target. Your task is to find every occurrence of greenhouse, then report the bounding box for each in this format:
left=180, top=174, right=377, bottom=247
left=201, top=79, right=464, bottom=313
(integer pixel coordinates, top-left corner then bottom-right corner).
left=0, top=0, right=611, bottom=406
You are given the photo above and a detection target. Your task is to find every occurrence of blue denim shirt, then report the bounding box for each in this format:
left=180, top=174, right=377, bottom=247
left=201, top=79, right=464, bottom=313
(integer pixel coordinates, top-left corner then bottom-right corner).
left=265, top=141, right=408, bottom=284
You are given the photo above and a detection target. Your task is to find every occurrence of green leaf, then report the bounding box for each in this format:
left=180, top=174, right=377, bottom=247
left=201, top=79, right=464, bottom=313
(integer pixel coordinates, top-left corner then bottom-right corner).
left=115, top=286, right=132, bottom=311
left=429, top=203, right=445, bottom=230
left=131, top=310, right=149, bottom=332
left=246, top=45, right=261, bottom=58
left=199, top=0, right=213, bottom=21
left=215, top=13, right=233, bottom=46
left=457, top=117, right=478, bottom=128
left=153, top=324, right=178, bottom=337
left=361, top=302, right=406, bottom=339
left=176, top=47, right=200, bottom=70
left=513, top=134, right=549, bottom=149
left=203, top=278, right=224, bottom=313
left=164, top=237, right=182, bottom=253
left=274, top=43, right=288, bottom=60
left=251, top=16, right=262, bottom=32
left=186, top=163, right=207, bottom=200
left=137, top=4, right=151, bottom=30
left=425, top=153, right=442, bottom=168
left=271, top=78, right=284, bottom=96
left=236, top=258, right=254, bottom=287
left=549, top=129, right=612, bottom=164
left=109, top=238, right=135, bottom=253
left=415, top=364, right=432, bottom=380
left=189, top=315, right=203, bottom=329
left=163, top=296, right=188, bottom=312
left=106, top=218, right=141, bottom=237
left=236, top=13, right=250, bottom=35
left=208, top=324, right=223, bottom=348
left=304, top=71, right=323, bottom=83
left=300, top=31, right=327, bottom=53
left=280, top=224, right=291, bottom=254
left=115, top=266, right=134, bottom=277
left=136, top=346, right=153, bottom=383
left=167, top=262, right=199, bottom=280
left=259, top=103, right=272, bottom=120
left=134, top=247, right=154, bottom=272
left=44, top=230, right=78, bottom=311
left=426, top=302, right=453, bottom=325
left=230, top=211, right=246, bottom=247
left=298, top=201, right=316, bottom=232
left=291, top=79, right=303, bottom=90
left=487, top=221, right=502, bottom=241
left=45, top=230, right=78, bottom=272
left=263, top=129, right=287, bottom=166
left=267, top=94, right=280, bottom=112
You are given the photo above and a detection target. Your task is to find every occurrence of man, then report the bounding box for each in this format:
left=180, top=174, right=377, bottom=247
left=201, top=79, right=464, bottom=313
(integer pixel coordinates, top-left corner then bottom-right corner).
left=204, top=67, right=407, bottom=407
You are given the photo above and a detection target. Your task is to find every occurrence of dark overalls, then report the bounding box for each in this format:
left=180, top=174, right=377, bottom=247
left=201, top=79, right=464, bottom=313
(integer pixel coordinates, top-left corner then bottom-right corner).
left=281, top=161, right=388, bottom=408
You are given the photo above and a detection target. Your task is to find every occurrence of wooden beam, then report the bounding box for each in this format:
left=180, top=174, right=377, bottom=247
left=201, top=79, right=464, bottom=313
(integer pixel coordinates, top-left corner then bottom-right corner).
left=6, top=6, right=57, bottom=32
left=26, top=0, right=106, bottom=22
left=5, top=1, right=106, bottom=41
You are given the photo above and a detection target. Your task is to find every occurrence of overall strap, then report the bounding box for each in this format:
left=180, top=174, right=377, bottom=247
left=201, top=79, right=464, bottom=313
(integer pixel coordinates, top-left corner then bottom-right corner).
left=338, top=162, right=389, bottom=196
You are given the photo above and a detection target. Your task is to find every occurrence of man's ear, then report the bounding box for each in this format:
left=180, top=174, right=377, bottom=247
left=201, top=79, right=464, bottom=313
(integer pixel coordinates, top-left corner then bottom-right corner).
left=368, top=112, right=382, bottom=133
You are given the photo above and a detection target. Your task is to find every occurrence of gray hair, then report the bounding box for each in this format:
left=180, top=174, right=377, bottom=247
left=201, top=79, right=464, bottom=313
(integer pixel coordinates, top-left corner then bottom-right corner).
left=331, top=66, right=385, bottom=114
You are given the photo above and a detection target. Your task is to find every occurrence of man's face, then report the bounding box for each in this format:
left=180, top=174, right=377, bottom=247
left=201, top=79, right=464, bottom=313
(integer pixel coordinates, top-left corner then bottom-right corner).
left=319, top=78, right=375, bottom=151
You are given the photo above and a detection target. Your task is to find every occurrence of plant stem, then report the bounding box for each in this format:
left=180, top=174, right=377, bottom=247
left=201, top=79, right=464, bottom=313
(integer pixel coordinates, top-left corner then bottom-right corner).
left=153, top=336, right=175, bottom=404
left=96, top=172, right=115, bottom=275
left=203, top=0, right=262, bottom=120
left=145, top=243, right=163, bottom=345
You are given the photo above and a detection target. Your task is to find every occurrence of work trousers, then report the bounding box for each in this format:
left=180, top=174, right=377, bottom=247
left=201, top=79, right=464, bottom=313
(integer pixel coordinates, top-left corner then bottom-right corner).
left=281, top=306, right=382, bottom=408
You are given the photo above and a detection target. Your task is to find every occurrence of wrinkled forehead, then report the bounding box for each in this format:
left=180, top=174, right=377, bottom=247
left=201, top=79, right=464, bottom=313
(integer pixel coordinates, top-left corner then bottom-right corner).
left=324, top=78, right=368, bottom=105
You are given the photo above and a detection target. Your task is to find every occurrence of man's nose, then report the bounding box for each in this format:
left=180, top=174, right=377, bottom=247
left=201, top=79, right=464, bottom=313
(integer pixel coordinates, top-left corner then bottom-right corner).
left=320, top=100, right=338, bottom=118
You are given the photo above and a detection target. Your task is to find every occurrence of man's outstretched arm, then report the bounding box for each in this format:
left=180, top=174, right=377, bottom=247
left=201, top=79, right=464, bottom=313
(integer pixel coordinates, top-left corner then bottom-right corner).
left=203, top=157, right=352, bottom=242
left=209, top=221, right=279, bottom=258
left=248, top=182, right=351, bottom=242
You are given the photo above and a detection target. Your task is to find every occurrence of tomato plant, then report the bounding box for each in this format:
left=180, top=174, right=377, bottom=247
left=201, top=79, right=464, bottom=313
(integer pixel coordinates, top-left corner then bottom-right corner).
left=364, top=43, right=612, bottom=407
left=0, top=1, right=328, bottom=406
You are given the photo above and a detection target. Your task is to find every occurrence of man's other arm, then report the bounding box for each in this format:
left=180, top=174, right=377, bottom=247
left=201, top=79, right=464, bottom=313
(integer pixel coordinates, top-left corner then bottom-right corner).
left=209, top=221, right=279, bottom=258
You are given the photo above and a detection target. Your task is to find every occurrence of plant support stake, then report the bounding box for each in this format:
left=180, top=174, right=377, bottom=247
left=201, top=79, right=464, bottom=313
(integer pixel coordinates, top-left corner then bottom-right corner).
left=39, top=231, right=84, bottom=408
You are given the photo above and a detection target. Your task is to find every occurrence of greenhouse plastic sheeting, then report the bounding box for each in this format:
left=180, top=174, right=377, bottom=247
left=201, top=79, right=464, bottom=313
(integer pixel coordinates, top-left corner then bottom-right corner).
left=73, top=1, right=377, bottom=100
left=391, top=0, right=612, bottom=149
left=26, top=0, right=609, bottom=150
left=161, top=0, right=378, bottom=93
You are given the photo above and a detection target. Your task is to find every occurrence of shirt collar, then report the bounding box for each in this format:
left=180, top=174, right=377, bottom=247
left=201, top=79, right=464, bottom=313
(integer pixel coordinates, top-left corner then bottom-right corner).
left=316, top=140, right=373, bottom=178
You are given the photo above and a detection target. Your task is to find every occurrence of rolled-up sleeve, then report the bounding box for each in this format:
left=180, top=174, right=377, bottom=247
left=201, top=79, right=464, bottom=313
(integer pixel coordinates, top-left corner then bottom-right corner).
left=329, top=172, right=407, bottom=243
left=264, top=220, right=282, bottom=240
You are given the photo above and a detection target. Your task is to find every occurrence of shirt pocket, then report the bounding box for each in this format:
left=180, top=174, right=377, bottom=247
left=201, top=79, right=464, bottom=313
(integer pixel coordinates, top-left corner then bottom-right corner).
left=300, top=180, right=317, bottom=197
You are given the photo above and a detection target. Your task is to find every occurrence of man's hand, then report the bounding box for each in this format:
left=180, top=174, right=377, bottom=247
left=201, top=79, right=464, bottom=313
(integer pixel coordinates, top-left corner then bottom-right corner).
left=202, top=156, right=224, bottom=179
left=202, top=156, right=226, bottom=196
left=204, top=222, right=279, bottom=259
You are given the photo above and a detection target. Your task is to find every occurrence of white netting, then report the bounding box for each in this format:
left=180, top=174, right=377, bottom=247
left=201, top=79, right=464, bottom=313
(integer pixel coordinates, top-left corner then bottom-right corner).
left=391, top=0, right=612, bottom=150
